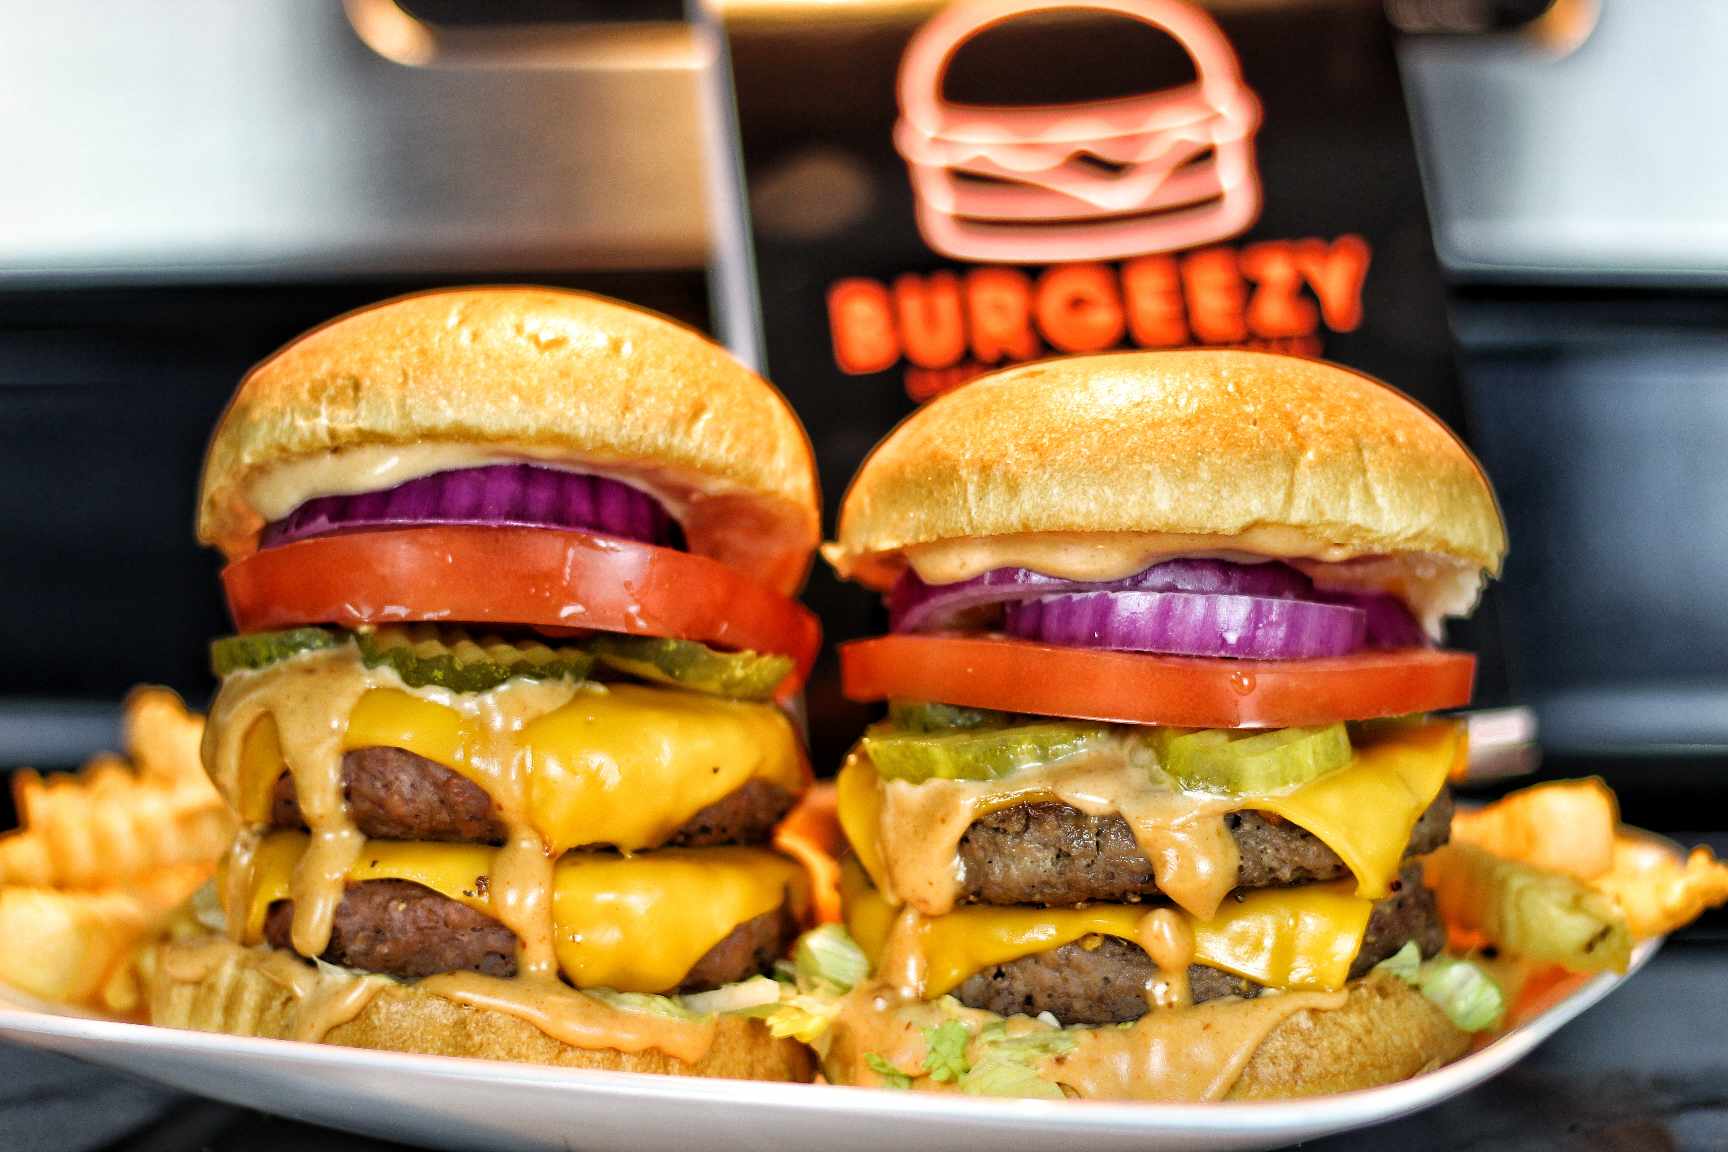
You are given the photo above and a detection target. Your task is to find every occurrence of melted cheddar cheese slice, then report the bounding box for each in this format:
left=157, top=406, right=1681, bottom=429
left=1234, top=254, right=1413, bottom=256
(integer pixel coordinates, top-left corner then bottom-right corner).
left=239, top=832, right=809, bottom=994
left=237, top=679, right=808, bottom=854
left=841, top=859, right=1373, bottom=997
left=1240, top=721, right=1462, bottom=900
left=836, top=719, right=1462, bottom=905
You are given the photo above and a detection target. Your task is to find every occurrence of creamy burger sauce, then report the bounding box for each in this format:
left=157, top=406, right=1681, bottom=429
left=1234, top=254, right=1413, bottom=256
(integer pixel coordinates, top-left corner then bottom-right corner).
left=246, top=444, right=681, bottom=528
left=831, top=979, right=1348, bottom=1102
left=203, top=648, right=726, bottom=1059
left=1136, top=908, right=1194, bottom=1010
left=1044, top=990, right=1349, bottom=1101
left=860, top=748, right=1241, bottom=921
left=854, top=885, right=1353, bottom=1098
left=891, top=532, right=1485, bottom=635
left=161, top=936, right=390, bottom=1044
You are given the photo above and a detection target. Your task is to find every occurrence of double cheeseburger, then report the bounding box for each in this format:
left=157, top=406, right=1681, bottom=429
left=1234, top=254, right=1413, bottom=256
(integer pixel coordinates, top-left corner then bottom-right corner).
left=157, top=288, right=824, bottom=1080
left=814, top=350, right=1508, bottom=1100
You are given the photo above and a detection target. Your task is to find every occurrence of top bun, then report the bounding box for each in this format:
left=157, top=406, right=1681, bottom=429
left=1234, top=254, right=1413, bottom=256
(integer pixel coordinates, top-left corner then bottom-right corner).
left=198, top=288, right=820, bottom=595
left=829, top=350, right=1505, bottom=593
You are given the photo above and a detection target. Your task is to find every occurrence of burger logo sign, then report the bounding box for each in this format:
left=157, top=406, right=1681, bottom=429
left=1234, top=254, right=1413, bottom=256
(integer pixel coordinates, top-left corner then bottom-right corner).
left=826, top=0, right=1375, bottom=401
left=894, top=0, right=1264, bottom=263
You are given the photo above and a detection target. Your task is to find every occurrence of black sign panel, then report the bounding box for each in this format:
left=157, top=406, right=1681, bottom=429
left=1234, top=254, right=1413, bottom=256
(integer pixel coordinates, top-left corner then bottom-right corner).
left=724, top=0, right=1498, bottom=765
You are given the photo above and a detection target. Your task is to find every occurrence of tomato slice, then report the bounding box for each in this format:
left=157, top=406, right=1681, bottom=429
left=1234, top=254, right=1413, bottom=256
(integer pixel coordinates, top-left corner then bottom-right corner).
left=224, top=526, right=821, bottom=683
left=840, top=634, right=1475, bottom=728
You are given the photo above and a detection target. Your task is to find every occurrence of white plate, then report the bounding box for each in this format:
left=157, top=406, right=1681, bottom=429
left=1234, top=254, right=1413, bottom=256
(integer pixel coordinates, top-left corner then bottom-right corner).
left=0, top=936, right=1658, bottom=1152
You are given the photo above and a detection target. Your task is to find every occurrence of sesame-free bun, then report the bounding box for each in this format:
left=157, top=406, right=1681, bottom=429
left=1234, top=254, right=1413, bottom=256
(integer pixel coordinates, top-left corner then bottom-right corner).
left=828, top=351, right=1504, bottom=593
left=151, top=938, right=814, bottom=1083
left=821, top=974, right=1469, bottom=1101
left=198, top=288, right=820, bottom=595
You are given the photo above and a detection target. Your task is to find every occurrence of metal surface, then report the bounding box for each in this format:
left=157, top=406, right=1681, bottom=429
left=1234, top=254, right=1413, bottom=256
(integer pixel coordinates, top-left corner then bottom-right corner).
left=1400, top=0, right=1728, bottom=283
left=0, top=1, right=707, bottom=281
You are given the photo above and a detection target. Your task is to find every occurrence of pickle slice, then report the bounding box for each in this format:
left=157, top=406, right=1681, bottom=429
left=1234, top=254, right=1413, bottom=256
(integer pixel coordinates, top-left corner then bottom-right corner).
left=357, top=625, right=594, bottom=693
left=210, top=628, right=346, bottom=677
left=1158, top=723, right=1352, bottom=795
left=862, top=722, right=1112, bottom=784
left=588, top=635, right=791, bottom=701
left=885, top=699, right=1011, bottom=733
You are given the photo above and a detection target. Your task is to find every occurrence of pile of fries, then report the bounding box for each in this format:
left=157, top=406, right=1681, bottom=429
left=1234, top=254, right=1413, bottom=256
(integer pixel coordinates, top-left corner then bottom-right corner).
left=1425, top=777, right=1728, bottom=1015
left=0, top=689, right=233, bottom=1015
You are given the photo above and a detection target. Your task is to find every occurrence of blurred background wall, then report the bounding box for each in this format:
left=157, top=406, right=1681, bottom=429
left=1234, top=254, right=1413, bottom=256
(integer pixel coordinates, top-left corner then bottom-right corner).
left=0, top=0, right=1724, bottom=826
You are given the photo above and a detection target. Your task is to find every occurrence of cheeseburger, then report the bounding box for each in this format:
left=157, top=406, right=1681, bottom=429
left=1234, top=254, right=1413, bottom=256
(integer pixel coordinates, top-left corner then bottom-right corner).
left=811, top=350, right=1508, bottom=1100
left=157, top=288, right=823, bottom=1080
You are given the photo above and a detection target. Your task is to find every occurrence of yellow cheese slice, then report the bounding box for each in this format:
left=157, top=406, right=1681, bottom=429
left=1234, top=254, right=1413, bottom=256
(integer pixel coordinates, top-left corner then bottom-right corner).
left=834, top=721, right=1461, bottom=908
left=843, top=867, right=1372, bottom=998
left=1243, top=721, right=1462, bottom=899
left=245, top=680, right=808, bottom=853
left=240, top=832, right=807, bottom=994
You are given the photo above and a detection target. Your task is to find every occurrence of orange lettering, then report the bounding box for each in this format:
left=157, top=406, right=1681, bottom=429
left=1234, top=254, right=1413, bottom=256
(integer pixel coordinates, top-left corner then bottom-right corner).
left=1034, top=263, right=1125, bottom=353
left=1181, top=247, right=1248, bottom=344
left=1293, top=235, right=1371, bottom=332
left=828, top=279, right=899, bottom=374
left=965, top=268, right=1039, bottom=363
left=1241, top=241, right=1317, bottom=339
left=893, top=272, right=966, bottom=369
left=1121, top=255, right=1189, bottom=347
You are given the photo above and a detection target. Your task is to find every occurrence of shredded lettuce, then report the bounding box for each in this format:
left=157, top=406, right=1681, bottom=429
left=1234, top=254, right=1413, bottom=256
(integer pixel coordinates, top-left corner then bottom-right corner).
left=959, top=1054, right=1065, bottom=1100
left=1374, top=942, right=1505, bottom=1032
left=759, top=993, right=844, bottom=1043
left=1418, top=956, right=1506, bottom=1032
left=190, top=880, right=226, bottom=934
left=921, top=1020, right=971, bottom=1083
left=585, top=989, right=695, bottom=1021
left=1373, top=940, right=1423, bottom=984
left=864, top=1053, right=912, bottom=1090
left=794, top=924, right=868, bottom=993
left=956, top=1028, right=1075, bottom=1099
left=680, top=976, right=782, bottom=1016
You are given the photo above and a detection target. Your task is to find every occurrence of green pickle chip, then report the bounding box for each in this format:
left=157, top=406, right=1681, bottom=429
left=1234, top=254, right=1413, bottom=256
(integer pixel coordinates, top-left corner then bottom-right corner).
left=214, top=622, right=788, bottom=700
left=863, top=721, right=1113, bottom=784
left=357, top=625, right=594, bottom=693
left=885, top=700, right=1011, bottom=732
left=588, top=634, right=791, bottom=701
left=1157, top=723, right=1352, bottom=795
left=210, top=628, right=346, bottom=677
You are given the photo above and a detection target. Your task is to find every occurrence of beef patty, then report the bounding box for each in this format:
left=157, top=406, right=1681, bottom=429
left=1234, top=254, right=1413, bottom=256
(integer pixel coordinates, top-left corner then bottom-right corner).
left=956, top=789, right=1453, bottom=907
left=263, top=880, right=799, bottom=992
left=954, top=864, right=1446, bottom=1026
left=270, top=747, right=794, bottom=848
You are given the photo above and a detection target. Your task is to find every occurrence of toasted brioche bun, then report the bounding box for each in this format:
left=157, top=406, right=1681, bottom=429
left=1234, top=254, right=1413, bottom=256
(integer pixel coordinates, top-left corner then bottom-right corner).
left=150, top=938, right=814, bottom=1082
left=821, top=974, right=1468, bottom=1101
left=829, top=351, right=1504, bottom=594
left=199, top=288, right=820, bottom=595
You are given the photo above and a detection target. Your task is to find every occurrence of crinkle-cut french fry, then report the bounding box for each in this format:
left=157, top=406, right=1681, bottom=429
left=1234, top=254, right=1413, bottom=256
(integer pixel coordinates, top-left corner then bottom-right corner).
left=1594, top=836, right=1728, bottom=940
left=123, top=687, right=208, bottom=786
left=0, top=690, right=232, bottom=890
left=0, top=865, right=211, bottom=1012
left=0, top=888, right=151, bottom=1006
left=1425, top=843, right=1632, bottom=973
left=1451, top=778, right=1618, bottom=881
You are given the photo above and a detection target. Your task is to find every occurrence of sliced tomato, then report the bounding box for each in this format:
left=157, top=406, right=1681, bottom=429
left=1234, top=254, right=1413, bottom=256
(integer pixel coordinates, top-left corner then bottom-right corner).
left=840, top=634, right=1475, bottom=728
left=224, top=526, right=821, bottom=684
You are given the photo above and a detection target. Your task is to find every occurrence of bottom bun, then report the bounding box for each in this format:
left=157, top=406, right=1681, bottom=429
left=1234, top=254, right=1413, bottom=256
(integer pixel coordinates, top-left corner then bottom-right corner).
left=823, top=974, right=1469, bottom=1101
left=150, top=937, right=812, bottom=1082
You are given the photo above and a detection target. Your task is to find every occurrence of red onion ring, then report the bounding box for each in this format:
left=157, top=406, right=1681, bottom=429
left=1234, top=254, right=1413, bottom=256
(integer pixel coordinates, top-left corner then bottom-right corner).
left=260, top=465, right=677, bottom=550
left=1004, top=591, right=1367, bottom=660
left=888, top=558, right=1314, bottom=634
left=1319, top=591, right=1426, bottom=649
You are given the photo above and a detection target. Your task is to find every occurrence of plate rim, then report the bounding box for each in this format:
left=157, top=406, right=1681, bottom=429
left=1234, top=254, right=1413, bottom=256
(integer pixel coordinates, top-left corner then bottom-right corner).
left=0, top=934, right=1662, bottom=1137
